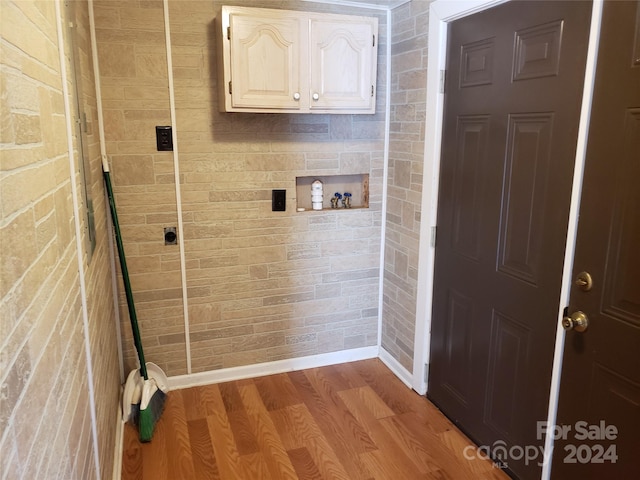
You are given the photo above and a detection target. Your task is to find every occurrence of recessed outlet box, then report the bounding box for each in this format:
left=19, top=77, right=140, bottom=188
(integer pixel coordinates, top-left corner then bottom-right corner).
left=156, top=126, right=173, bottom=151
left=272, top=189, right=286, bottom=211
left=164, top=226, right=177, bottom=245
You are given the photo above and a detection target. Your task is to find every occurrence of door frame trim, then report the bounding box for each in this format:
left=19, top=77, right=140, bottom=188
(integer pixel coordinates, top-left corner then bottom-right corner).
left=413, top=1, right=604, bottom=478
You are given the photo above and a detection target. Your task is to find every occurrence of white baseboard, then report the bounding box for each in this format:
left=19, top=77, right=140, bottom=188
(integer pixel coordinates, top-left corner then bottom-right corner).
left=168, top=346, right=379, bottom=390
left=379, top=346, right=413, bottom=389
left=112, top=403, right=124, bottom=480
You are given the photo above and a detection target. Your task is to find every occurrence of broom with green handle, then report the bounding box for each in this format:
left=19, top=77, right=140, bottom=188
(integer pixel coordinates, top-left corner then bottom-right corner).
left=102, top=157, right=167, bottom=442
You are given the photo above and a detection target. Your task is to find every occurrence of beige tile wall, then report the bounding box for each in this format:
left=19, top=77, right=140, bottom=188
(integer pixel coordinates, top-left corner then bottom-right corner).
left=1, top=1, right=120, bottom=478
left=94, top=0, right=188, bottom=376
left=175, top=0, right=386, bottom=373
left=0, top=0, right=431, bottom=475
left=95, top=0, right=388, bottom=376
left=69, top=1, right=122, bottom=477
left=381, top=1, right=430, bottom=371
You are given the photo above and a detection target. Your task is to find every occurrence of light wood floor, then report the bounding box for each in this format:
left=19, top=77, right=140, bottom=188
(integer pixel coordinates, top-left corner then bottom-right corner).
left=122, top=359, right=509, bottom=479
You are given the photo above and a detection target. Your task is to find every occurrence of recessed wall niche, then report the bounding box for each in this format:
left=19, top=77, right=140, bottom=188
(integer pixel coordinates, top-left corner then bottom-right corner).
left=296, top=174, right=369, bottom=211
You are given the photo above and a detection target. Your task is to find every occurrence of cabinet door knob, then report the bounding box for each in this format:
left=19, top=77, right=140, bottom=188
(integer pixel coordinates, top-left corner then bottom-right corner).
left=312, top=92, right=320, bottom=101
left=293, top=92, right=300, bottom=101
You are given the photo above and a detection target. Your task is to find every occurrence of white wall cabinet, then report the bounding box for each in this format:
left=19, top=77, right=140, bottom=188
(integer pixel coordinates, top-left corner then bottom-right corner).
left=217, top=6, right=378, bottom=114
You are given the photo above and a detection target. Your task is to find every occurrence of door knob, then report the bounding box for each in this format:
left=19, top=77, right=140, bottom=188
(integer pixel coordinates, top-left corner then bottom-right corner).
left=562, top=311, right=589, bottom=332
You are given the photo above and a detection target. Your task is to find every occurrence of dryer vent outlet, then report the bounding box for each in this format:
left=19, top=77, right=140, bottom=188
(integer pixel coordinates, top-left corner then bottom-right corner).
left=164, top=227, right=177, bottom=245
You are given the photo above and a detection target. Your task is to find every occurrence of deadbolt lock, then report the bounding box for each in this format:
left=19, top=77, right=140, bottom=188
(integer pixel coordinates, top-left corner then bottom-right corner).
left=562, top=311, right=589, bottom=333
left=575, top=271, right=593, bottom=291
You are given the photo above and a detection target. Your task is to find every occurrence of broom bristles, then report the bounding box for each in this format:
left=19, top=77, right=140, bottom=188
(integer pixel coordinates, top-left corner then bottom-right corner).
left=129, top=402, right=140, bottom=426
left=139, top=387, right=167, bottom=442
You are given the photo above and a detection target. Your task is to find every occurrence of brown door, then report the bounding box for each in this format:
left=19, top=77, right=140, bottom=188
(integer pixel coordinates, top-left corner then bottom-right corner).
left=428, top=2, right=592, bottom=479
left=552, top=1, right=640, bottom=478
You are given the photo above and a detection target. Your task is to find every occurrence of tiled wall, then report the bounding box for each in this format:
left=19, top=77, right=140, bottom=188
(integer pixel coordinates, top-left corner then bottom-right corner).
left=382, top=1, right=430, bottom=371
left=1, top=0, right=431, bottom=476
left=70, top=1, right=123, bottom=477
left=0, top=1, right=120, bottom=478
left=95, top=0, right=388, bottom=376
left=94, top=0, right=187, bottom=375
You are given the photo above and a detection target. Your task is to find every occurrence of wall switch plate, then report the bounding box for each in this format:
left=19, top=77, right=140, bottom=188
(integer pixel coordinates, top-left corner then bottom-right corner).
left=156, top=126, right=173, bottom=151
left=272, top=189, right=286, bottom=211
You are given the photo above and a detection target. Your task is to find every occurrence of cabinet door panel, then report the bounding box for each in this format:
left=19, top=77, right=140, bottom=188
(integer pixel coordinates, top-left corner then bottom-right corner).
left=230, top=13, right=302, bottom=110
left=310, top=19, right=377, bottom=112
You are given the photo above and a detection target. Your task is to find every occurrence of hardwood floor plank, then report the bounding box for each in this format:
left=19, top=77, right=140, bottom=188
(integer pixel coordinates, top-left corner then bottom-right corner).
left=187, top=417, right=220, bottom=480
left=379, top=414, right=469, bottom=477
left=121, top=360, right=510, bottom=480
left=181, top=383, right=221, bottom=421
left=338, top=387, right=427, bottom=479
left=393, top=411, right=498, bottom=479
left=140, top=402, right=170, bottom=480
left=226, top=408, right=260, bottom=455
left=218, top=381, right=244, bottom=413
left=480, top=468, right=515, bottom=480
left=303, top=368, right=377, bottom=452
left=270, top=404, right=352, bottom=480
left=288, top=370, right=374, bottom=480
left=351, top=385, right=396, bottom=419
left=218, top=381, right=261, bottom=455
left=238, top=452, right=271, bottom=479
left=418, top=400, right=465, bottom=434
left=254, top=373, right=302, bottom=410
left=304, top=436, right=354, bottom=480
left=361, top=449, right=425, bottom=480
left=318, top=363, right=368, bottom=391
left=121, top=423, right=143, bottom=480
left=390, top=394, right=472, bottom=439
left=439, top=427, right=500, bottom=477
left=413, top=468, right=455, bottom=480
left=238, top=383, right=298, bottom=479
left=269, top=404, right=317, bottom=450
left=163, top=390, right=196, bottom=480
left=287, top=447, right=323, bottom=480
left=349, top=359, right=419, bottom=415
left=204, top=385, right=246, bottom=479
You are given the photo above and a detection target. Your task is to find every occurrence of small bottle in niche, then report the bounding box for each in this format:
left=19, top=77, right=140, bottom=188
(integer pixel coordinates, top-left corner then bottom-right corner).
left=311, top=179, right=323, bottom=210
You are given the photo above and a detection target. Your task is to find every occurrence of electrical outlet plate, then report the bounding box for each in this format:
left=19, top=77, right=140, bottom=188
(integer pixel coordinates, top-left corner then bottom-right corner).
left=272, top=189, right=286, bottom=211
left=156, top=126, right=173, bottom=151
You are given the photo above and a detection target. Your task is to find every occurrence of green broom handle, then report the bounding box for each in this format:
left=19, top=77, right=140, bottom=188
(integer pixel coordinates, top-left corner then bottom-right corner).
left=103, top=169, right=149, bottom=381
